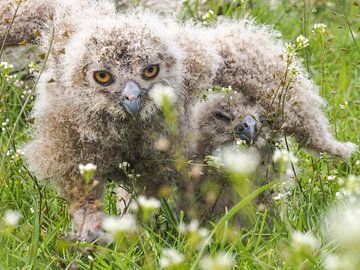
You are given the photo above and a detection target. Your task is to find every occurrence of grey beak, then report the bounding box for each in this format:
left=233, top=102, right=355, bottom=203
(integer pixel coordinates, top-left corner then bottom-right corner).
left=121, top=80, right=142, bottom=115
left=235, top=115, right=257, bottom=145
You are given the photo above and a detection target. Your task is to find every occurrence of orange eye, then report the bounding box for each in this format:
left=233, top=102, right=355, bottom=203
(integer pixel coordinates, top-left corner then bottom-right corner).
left=93, top=70, right=113, bottom=86
left=142, top=64, right=159, bottom=80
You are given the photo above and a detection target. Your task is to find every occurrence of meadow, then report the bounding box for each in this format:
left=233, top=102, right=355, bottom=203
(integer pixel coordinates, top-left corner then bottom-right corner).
left=0, top=0, right=359, bottom=269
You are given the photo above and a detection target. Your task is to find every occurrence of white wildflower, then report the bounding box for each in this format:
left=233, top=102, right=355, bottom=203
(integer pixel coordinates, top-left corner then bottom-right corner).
left=327, top=175, right=336, bottom=181
left=200, top=252, right=234, bottom=270
left=285, top=42, right=295, bottom=52
left=1, top=118, right=10, bottom=127
left=215, top=146, right=259, bottom=175
left=236, top=139, right=247, bottom=146
left=159, top=248, right=185, bottom=269
left=16, top=149, right=24, bottom=155
left=313, top=23, right=327, bottom=34
left=0, top=62, right=13, bottom=71
left=79, top=163, right=97, bottom=182
left=3, top=210, right=20, bottom=227
left=178, top=220, right=211, bottom=250
left=102, top=214, right=137, bottom=234
left=322, top=202, right=360, bottom=249
left=295, top=35, right=309, bottom=48
left=28, top=61, right=39, bottom=74
left=149, top=84, right=177, bottom=108
left=272, top=149, right=298, bottom=164
left=119, top=161, right=130, bottom=170
left=137, top=195, right=161, bottom=211
left=273, top=193, right=283, bottom=201
left=290, top=67, right=300, bottom=76
left=323, top=253, right=358, bottom=270
left=202, top=10, right=215, bottom=21
left=339, top=101, right=348, bottom=110
left=291, top=231, right=320, bottom=252
left=336, top=175, right=360, bottom=201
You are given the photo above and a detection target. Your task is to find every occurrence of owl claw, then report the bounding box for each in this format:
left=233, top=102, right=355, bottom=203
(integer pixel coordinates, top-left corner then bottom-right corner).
left=64, top=229, right=113, bottom=245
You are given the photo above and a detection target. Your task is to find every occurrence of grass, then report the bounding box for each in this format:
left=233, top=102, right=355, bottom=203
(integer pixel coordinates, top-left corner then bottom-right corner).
left=0, top=0, right=359, bottom=269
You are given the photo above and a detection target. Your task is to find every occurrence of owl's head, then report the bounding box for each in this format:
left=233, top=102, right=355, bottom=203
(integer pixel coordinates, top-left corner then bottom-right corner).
left=62, top=12, right=185, bottom=121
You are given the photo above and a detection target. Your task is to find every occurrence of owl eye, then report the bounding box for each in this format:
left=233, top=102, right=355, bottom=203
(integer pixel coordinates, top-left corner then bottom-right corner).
left=142, top=64, right=159, bottom=80
left=93, top=70, right=114, bottom=86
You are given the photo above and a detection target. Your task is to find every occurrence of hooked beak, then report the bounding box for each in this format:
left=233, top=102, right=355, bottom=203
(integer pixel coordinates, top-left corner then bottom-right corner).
left=235, top=115, right=257, bottom=145
left=120, top=80, right=142, bottom=115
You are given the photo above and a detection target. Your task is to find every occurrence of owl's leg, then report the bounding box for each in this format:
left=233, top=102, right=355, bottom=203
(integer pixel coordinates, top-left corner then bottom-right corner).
left=115, top=186, right=133, bottom=215
left=65, top=175, right=112, bottom=243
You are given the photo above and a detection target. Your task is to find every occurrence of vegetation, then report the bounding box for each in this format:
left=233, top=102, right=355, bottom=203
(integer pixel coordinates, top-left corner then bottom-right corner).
left=0, top=0, right=359, bottom=269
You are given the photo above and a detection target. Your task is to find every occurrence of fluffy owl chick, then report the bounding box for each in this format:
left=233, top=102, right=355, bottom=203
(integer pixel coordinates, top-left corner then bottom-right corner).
left=182, top=92, right=277, bottom=219
left=192, top=92, right=270, bottom=160
left=175, top=19, right=357, bottom=159
left=1, top=0, right=190, bottom=241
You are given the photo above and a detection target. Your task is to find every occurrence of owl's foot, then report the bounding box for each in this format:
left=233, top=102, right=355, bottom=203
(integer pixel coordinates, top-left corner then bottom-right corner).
left=69, top=207, right=113, bottom=244
left=235, top=115, right=257, bottom=145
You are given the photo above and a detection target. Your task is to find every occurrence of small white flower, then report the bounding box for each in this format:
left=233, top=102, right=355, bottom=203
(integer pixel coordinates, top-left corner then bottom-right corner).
left=273, top=149, right=298, bottom=164
left=322, top=202, right=360, bottom=249
left=236, top=139, right=247, bottom=146
left=16, top=149, right=24, bottom=155
left=200, top=252, right=234, bottom=270
left=3, top=210, right=20, bottom=226
left=336, top=175, right=360, bottom=201
left=215, top=146, right=259, bottom=175
left=2, top=119, right=10, bottom=129
left=291, top=231, right=320, bottom=252
left=313, top=23, right=327, bottom=34
left=137, top=195, right=161, bottom=211
left=178, top=220, right=211, bottom=250
left=273, top=193, right=286, bottom=201
left=290, top=67, right=300, bottom=76
left=202, top=10, right=215, bottom=21
left=119, top=161, right=130, bottom=170
left=79, top=163, right=97, bottom=174
left=79, top=163, right=97, bottom=182
left=102, top=214, right=137, bottom=234
left=0, top=62, right=13, bottom=70
left=149, top=84, right=177, bottom=108
left=295, top=35, right=309, bottom=48
left=323, top=253, right=358, bottom=270
left=327, top=175, right=336, bottom=181
left=159, top=248, right=185, bottom=269
left=285, top=42, right=296, bottom=53
left=28, top=61, right=39, bottom=74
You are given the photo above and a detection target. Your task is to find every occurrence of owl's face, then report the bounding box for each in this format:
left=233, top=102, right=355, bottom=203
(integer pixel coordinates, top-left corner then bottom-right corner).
left=64, top=16, right=184, bottom=121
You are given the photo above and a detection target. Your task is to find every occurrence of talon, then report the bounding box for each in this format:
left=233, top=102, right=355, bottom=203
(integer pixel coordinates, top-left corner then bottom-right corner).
left=235, top=115, right=257, bottom=145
